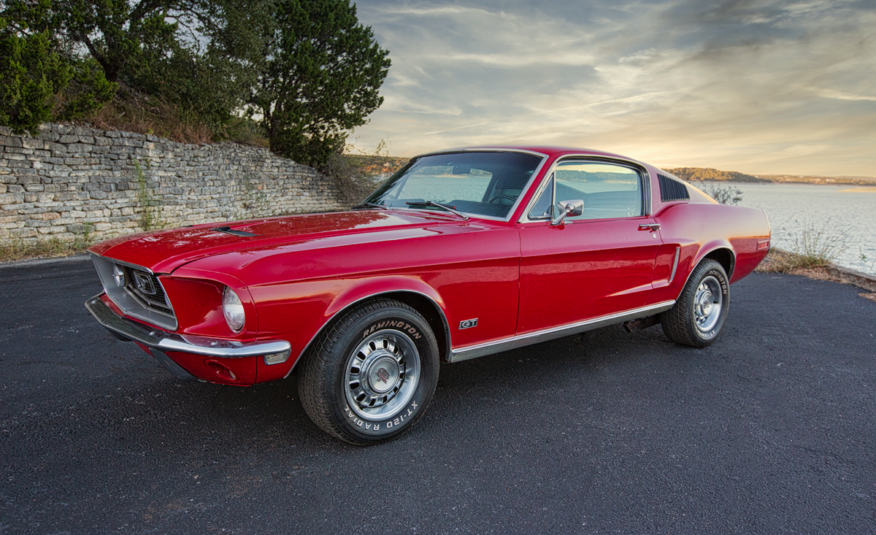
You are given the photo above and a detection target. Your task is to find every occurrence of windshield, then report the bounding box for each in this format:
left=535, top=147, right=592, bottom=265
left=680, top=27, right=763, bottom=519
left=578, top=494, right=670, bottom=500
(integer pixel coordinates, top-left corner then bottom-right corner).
left=364, top=151, right=544, bottom=219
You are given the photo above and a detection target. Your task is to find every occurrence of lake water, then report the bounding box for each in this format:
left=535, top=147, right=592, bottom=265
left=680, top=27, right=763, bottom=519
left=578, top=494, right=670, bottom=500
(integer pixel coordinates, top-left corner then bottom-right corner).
left=701, top=182, right=876, bottom=275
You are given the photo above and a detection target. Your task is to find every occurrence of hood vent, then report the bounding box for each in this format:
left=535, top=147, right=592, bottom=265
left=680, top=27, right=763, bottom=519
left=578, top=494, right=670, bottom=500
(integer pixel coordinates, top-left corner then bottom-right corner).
left=211, top=226, right=259, bottom=237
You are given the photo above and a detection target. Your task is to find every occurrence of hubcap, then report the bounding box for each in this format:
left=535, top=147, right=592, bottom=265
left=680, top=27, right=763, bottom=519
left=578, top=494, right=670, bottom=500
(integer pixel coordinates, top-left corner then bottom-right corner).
left=366, top=356, right=400, bottom=394
left=344, top=330, right=421, bottom=421
left=694, top=275, right=723, bottom=333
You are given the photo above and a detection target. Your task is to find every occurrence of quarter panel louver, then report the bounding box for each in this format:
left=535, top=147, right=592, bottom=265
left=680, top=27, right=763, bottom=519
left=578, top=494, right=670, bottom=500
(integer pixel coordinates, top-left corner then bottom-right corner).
left=657, top=174, right=690, bottom=202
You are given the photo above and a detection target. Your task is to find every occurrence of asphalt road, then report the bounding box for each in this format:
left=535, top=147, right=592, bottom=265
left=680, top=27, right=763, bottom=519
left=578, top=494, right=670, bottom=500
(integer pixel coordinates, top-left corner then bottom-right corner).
left=1, top=259, right=875, bottom=534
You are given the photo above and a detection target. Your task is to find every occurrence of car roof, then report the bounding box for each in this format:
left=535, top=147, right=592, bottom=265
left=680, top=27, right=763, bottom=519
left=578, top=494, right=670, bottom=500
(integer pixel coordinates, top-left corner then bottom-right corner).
left=416, top=145, right=645, bottom=164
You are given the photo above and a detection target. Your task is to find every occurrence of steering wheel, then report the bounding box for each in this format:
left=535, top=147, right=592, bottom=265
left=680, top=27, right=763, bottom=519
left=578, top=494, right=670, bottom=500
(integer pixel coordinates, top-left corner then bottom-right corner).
left=487, top=194, right=517, bottom=204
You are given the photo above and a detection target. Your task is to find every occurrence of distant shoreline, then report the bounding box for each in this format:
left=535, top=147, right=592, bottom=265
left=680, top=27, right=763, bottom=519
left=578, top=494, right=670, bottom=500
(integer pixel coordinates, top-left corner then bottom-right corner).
left=694, top=178, right=876, bottom=187
left=664, top=167, right=876, bottom=186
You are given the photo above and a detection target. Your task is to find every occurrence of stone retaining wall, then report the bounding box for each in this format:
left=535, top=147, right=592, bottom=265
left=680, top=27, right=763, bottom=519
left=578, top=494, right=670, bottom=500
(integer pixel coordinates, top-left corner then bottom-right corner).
left=0, top=124, right=345, bottom=245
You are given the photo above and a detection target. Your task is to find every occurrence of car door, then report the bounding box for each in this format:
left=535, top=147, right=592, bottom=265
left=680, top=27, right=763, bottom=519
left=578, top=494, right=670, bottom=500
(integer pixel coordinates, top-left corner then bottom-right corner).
left=516, top=159, right=662, bottom=334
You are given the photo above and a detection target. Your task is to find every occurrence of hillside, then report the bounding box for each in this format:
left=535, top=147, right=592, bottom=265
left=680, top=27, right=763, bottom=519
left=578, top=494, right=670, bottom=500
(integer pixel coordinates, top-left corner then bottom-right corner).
left=665, top=167, right=876, bottom=186
left=665, top=167, right=767, bottom=183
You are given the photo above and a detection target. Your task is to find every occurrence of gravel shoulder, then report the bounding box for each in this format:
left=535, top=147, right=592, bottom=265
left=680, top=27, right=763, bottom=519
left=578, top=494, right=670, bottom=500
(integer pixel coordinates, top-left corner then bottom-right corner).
left=1, top=262, right=875, bottom=534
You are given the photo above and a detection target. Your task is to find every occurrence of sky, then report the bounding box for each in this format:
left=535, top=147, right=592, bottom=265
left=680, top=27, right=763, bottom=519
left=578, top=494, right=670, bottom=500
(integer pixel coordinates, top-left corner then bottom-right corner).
left=348, top=0, right=876, bottom=176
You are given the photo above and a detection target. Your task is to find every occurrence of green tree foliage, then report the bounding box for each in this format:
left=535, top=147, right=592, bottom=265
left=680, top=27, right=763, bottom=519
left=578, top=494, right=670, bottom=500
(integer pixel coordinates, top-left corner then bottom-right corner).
left=54, top=0, right=179, bottom=83
left=250, top=0, right=391, bottom=168
left=131, top=0, right=274, bottom=132
left=1, top=0, right=393, bottom=165
left=0, top=0, right=117, bottom=134
left=2, top=0, right=271, bottom=134
left=0, top=15, right=69, bottom=134
left=56, top=57, right=119, bottom=120
left=55, top=0, right=238, bottom=129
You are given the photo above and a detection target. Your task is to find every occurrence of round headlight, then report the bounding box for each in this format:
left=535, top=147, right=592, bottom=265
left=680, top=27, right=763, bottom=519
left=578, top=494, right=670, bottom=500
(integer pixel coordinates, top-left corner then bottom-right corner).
left=112, top=264, right=125, bottom=287
left=222, top=286, right=246, bottom=333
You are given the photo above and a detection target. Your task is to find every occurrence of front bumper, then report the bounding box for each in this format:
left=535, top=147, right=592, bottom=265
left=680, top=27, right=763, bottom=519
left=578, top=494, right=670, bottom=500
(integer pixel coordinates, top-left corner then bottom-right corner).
left=85, top=294, right=291, bottom=383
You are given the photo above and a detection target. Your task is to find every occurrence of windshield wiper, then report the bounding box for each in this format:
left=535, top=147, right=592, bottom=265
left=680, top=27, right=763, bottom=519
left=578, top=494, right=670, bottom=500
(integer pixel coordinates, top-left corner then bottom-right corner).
left=405, top=200, right=470, bottom=221
left=351, top=202, right=385, bottom=210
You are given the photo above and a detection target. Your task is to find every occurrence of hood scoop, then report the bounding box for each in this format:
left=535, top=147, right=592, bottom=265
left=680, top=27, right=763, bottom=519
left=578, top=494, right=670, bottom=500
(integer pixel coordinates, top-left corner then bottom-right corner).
left=211, top=226, right=259, bottom=237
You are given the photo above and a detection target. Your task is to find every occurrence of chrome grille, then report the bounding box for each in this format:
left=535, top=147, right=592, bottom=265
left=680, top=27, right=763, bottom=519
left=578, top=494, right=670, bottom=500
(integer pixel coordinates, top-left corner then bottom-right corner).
left=123, top=267, right=173, bottom=316
left=90, top=254, right=178, bottom=331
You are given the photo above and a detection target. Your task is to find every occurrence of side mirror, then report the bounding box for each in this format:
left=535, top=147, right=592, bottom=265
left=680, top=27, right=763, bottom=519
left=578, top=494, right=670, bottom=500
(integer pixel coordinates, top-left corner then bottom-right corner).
left=551, top=199, right=584, bottom=226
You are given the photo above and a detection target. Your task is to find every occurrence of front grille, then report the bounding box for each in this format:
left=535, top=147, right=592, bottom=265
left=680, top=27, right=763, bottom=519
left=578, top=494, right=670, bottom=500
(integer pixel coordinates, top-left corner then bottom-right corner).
left=90, top=254, right=178, bottom=331
left=123, top=267, right=173, bottom=316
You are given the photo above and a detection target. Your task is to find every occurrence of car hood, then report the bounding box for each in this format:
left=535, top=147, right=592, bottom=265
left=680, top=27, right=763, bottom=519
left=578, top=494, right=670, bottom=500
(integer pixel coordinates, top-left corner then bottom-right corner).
left=89, top=209, right=461, bottom=273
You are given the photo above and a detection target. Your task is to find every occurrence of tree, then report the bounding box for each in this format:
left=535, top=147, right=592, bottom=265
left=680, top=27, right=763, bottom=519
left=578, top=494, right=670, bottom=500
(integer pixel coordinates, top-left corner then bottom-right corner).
left=0, top=15, right=70, bottom=134
left=1, top=0, right=118, bottom=134
left=250, top=0, right=391, bottom=168
left=130, top=0, right=274, bottom=132
left=0, top=1, right=115, bottom=135
left=51, top=0, right=178, bottom=83
left=3, top=0, right=267, bottom=132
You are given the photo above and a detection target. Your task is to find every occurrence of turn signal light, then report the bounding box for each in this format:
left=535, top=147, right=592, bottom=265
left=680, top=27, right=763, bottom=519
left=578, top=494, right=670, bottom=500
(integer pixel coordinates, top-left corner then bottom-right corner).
left=264, top=350, right=291, bottom=365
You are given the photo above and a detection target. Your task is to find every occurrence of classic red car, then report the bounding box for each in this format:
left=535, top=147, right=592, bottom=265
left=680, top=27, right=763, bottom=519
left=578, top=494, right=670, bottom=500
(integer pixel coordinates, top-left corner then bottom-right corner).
left=85, top=146, right=770, bottom=444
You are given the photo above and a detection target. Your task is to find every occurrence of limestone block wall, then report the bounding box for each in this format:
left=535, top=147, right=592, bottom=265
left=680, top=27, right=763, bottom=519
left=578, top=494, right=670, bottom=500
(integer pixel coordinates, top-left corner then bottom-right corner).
left=0, top=123, right=346, bottom=245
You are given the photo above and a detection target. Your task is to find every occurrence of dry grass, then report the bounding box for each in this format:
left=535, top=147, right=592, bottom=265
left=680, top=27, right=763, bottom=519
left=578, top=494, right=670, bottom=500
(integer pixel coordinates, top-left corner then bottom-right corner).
left=755, top=248, right=840, bottom=285
left=756, top=248, right=846, bottom=284
left=0, top=236, right=92, bottom=263
left=756, top=248, right=830, bottom=275
left=757, top=248, right=876, bottom=296
left=757, top=218, right=848, bottom=276
left=85, top=89, right=212, bottom=144
left=79, top=85, right=268, bottom=147
left=789, top=219, right=848, bottom=269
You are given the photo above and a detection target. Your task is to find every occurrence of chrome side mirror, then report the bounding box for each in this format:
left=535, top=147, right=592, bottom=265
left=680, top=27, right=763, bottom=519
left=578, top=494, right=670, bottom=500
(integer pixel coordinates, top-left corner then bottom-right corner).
left=551, top=199, right=584, bottom=226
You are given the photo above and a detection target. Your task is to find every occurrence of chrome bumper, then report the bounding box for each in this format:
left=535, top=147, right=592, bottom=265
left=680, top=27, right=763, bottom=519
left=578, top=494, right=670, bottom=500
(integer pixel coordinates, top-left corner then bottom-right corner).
left=85, top=294, right=292, bottom=359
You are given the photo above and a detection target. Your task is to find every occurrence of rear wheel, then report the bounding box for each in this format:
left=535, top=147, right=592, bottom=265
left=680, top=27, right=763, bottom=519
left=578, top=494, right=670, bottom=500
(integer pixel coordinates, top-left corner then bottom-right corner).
left=298, top=298, right=439, bottom=445
left=661, top=259, right=730, bottom=347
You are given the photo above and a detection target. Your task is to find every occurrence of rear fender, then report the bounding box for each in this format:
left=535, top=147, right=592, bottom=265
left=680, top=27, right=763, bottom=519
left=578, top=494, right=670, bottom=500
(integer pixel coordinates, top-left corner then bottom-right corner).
left=676, top=242, right=735, bottom=300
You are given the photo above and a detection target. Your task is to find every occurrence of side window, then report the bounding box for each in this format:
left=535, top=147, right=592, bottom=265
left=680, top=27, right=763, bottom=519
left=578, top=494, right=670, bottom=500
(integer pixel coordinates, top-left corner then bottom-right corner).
left=528, top=175, right=554, bottom=220
left=555, top=161, right=643, bottom=220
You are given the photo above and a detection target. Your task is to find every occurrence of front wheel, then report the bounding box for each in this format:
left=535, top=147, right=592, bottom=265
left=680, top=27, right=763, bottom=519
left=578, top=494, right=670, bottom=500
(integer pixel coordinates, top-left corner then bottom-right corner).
left=661, top=259, right=730, bottom=347
left=298, top=298, right=439, bottom=445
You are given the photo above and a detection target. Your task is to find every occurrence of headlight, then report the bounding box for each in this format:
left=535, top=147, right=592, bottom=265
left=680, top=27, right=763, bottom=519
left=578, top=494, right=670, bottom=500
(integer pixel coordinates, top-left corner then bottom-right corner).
left=222, top=286, right=246, bottom=333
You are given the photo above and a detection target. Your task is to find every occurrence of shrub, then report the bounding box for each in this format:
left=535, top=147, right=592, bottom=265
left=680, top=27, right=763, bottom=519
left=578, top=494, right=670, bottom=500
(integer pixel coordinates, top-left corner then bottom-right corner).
left=0, top=15, right=70, bottom=135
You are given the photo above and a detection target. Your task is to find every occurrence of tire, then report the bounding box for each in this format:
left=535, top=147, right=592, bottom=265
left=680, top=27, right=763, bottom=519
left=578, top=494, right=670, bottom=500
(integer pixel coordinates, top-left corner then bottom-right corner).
left=298, top=298, right=440, bottom=445
left=660, top=259, right=730, bottom=348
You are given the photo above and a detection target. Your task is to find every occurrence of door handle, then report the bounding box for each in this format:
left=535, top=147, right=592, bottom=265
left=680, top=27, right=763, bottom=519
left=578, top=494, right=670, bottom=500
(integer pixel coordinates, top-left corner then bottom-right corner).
left=638, top=223, right=660, bottom=231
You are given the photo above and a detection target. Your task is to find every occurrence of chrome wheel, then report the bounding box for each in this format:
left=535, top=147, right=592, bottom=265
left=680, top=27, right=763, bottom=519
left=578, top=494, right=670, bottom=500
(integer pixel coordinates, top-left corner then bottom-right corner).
left=344, top=330, right=421, bottom=421
left=694, top=275, right=723, bottom=333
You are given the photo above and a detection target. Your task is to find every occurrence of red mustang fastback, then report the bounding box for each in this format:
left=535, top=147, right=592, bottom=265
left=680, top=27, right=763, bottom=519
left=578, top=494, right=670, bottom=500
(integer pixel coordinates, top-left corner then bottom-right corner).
left=86, top=146, right=770, bottom=444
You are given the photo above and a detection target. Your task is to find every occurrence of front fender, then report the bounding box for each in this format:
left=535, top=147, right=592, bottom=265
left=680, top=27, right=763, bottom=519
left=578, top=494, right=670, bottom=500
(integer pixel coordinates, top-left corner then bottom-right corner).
left=323, top=276, right=448, bottom=319
left=244, top=275, right=451, bottom=382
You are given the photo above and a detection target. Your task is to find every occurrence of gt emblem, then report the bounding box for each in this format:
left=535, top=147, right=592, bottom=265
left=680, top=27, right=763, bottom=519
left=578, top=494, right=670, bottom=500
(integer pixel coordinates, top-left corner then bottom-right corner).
left=459, top=318, right=478, bottom=330
left=133, top=271, right=156, bottom=295
left=376, top=368, right=390, bottom=384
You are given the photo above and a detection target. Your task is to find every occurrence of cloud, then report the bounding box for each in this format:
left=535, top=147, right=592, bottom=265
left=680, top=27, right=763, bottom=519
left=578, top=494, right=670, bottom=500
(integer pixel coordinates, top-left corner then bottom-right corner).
left=350, top=0, right=876, bottom=175
left=813, top=89, right=876, bottom=102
